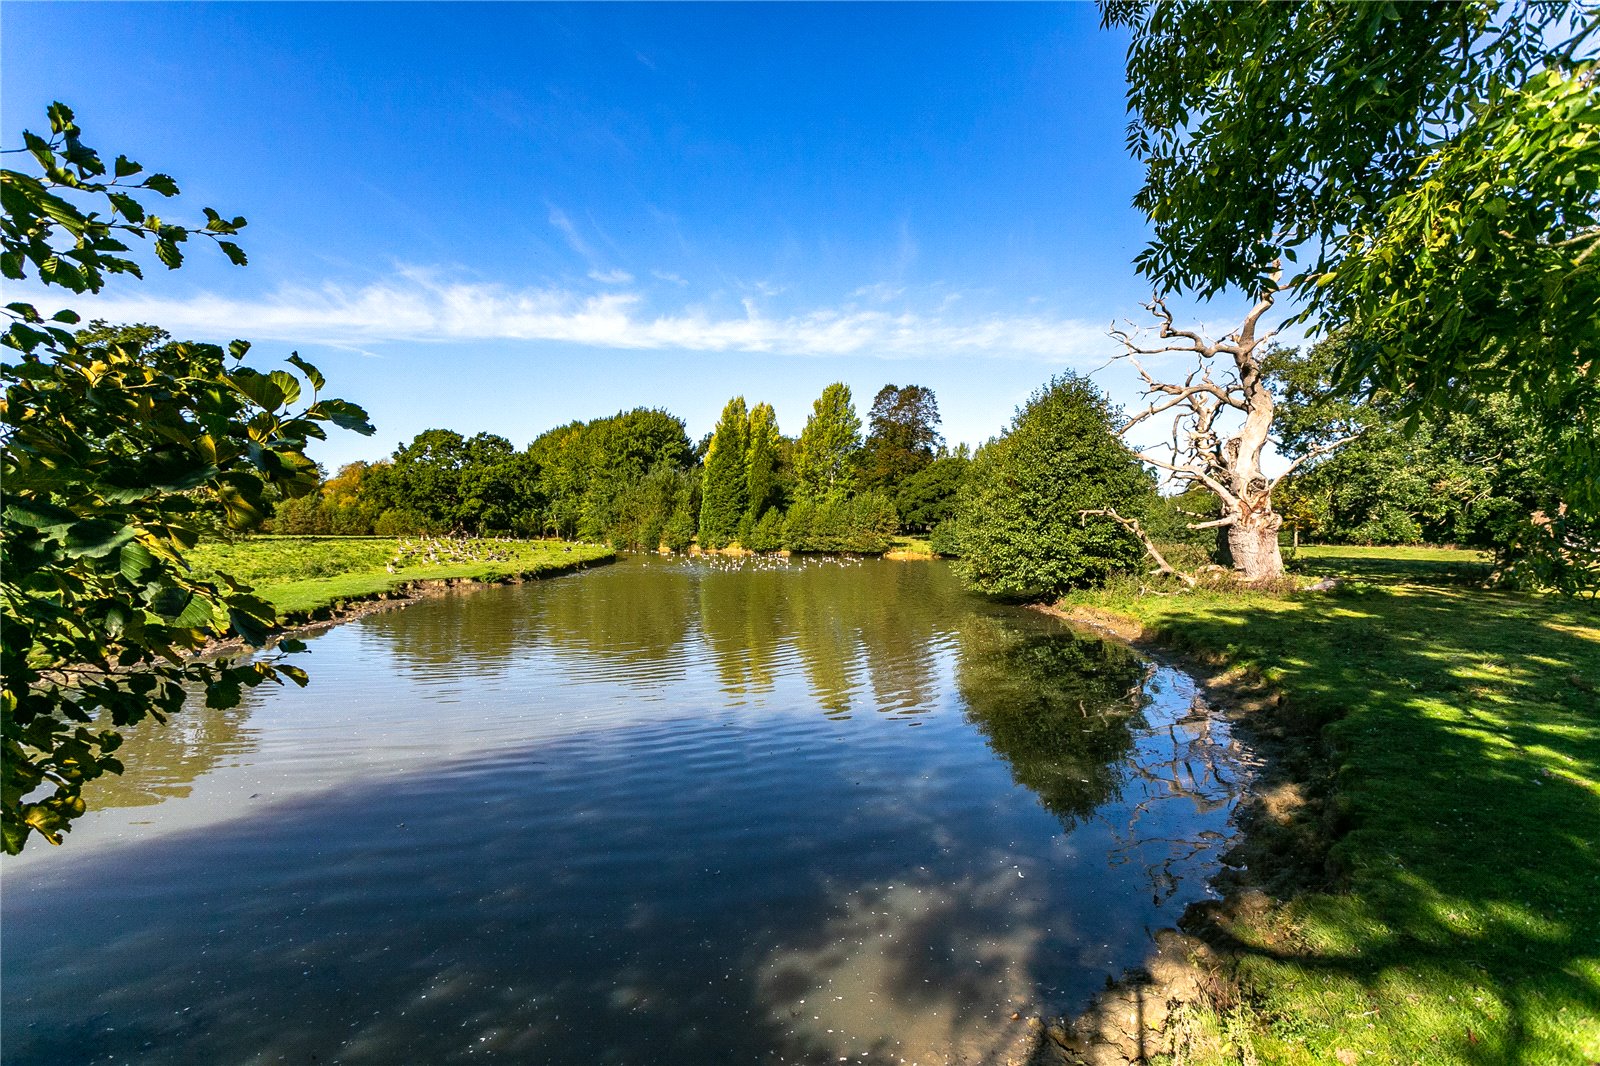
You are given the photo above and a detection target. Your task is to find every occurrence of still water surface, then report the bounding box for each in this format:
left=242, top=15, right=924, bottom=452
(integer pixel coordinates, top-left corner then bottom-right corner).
left=3, top=557, right=1249, bottom=1065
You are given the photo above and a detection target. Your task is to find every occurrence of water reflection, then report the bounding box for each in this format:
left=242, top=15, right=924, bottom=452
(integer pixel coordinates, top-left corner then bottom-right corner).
left=958, top=615, right=1147, bottom=830
left=3, top=557, right=1248, bottom=1066
left=69, top=700, right=256, bottom=810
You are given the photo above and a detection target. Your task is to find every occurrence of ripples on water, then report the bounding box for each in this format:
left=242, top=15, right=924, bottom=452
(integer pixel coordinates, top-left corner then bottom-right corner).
left=1, top=556, right=1252, bottom=1065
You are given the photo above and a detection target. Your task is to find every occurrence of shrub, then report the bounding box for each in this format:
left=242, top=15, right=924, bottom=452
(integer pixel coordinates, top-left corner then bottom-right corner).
left=746, top=507, right=786, bottom=552
left=950, top=373, right=1155, bottom=598
left=928, top=519, right=961, bottom=557
left=782, top=492, right=899, bottom=553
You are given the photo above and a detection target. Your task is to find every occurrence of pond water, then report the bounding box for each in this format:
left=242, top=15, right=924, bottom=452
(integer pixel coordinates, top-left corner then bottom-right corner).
left=2, top=556, right=1250, bottom=1065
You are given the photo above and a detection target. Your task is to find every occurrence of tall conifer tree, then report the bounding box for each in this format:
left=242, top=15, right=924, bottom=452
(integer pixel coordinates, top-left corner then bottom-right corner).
left=745, top=402, right=781, bottom=524
left=794, top=383, right=862, bottom=502
left=698, top=396, right=749, bottom=548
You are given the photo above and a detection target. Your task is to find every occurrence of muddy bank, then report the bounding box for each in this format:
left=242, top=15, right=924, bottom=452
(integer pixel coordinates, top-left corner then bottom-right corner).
left=1020, top=603, right=1340, bottom=1066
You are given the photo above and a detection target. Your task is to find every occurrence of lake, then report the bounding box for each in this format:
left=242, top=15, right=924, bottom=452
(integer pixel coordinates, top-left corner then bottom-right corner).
left=1, top=556, right=1250, bottom=1065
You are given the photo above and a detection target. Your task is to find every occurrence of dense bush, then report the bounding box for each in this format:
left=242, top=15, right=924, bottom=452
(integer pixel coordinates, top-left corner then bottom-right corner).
left=928, top=519, right=962, bottom=557
left=895, top=454, right=969, bottom=532
left=784, top=493, right=899, bottom=553
left=949, top=373, right=1155, bottom=598
left=745, top=508, right=786, bottom=552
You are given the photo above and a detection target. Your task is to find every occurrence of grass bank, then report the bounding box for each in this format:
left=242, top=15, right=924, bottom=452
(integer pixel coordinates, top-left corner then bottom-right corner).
left=886, top=535, right=937, bottom=560
left=1057, top=545, right=1598, bottom=1064
left=189, top=536, right=615, bottom=619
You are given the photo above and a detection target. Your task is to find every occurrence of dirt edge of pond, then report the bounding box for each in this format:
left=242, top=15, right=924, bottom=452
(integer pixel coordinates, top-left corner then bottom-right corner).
left=1018, top=602, right=1344, bottom=1066
left=200, top=553, right=617, bottom=659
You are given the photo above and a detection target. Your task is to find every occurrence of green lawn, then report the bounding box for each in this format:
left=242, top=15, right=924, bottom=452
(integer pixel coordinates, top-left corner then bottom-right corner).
left=189, top=536, right=614, bottom=618
left=887, top=535, right=936, bottom=557
left=1291, top=543, right=1494, bottom=586
left=1060, top=550, right=1599, bottom=1064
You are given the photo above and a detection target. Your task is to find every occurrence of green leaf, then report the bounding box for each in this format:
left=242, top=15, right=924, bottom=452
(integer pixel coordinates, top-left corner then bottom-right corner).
left=166, top=591, right=217, bottom=628
left=119, top=541, right=158, bottom=584
left=63, top=519, right=136, bottom=558
left=215, top=476, right=267, bottom=530
left=4, top=498, right=79, bottom=533
left=310, top=398, right=375, bottom=435
left=38, top=256, right=86, bottom=292
left=107, top=192, right=145, bottom=223
left=46, top=101, right=76, bottom=134
left=218, top=241, right=247, bottom=266
left=286, top=353, right=325, bottom=391
left=227, top=607, right=271, bottom=647
left=143, top=173, right=179, bottom=196
left=205, top=676, right=242, bottom=709
left=113, top=154, right=142, bottom=178
left=154, top=239, right=182, bottom=270
left=230, top=367, right=286, bottom=411
left=267, top=369, right=302, bottom=407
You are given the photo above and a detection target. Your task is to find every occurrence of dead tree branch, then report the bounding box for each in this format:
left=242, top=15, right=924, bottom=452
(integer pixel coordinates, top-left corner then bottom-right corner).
left=1080, top=508, right=1198, bottom=588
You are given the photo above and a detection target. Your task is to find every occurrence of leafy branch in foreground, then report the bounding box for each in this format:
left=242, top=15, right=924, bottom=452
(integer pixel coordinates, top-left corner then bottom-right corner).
left=1, top=101, right=249, bottom=297
left=1, top=103, right=374, bottom=853
left=1104, top=1, right=1598, bottom=507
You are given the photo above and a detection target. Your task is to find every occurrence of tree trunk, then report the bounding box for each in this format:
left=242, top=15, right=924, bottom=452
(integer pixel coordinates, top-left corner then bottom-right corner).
left=1226, top=509, right=1284, bottom=582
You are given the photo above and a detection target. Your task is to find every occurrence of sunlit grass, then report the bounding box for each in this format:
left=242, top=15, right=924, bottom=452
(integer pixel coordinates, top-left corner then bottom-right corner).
left=886, top=535, right=936, bottom=557
left=1061, top=549, right=1600, bottom=1064
left=190, top=536, right=615, bottom=618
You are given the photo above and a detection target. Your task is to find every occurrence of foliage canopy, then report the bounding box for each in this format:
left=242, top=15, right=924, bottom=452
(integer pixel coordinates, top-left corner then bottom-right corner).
left=1, top=104, right=373, bottom=852
left=794, top=382, right=862, bottom=502
left=950, top=373, right=1155, bottom=598
left=1104, top=0, right=1599, bottom=503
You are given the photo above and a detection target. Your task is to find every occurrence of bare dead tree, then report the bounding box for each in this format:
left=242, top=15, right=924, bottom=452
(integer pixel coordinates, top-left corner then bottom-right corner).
left=1110, top=279, right=1354, bottom=583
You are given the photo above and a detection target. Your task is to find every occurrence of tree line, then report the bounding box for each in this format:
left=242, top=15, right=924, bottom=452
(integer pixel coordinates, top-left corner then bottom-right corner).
left=265, top=331, right=1585, bottom=594
left=264, top=381, right=972, bottom=554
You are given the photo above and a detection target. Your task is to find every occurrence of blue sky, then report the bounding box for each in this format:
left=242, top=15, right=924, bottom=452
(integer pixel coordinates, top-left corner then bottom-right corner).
left=3, top=2, right=1270, bottom=469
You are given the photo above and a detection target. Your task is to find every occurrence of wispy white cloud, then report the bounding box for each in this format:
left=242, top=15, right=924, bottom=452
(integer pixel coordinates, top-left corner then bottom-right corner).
left=16, top=270, right=1113, bottom=362
left=588, top=268, right=634, bottom=284
left=651, top=269, right=689, bottom=286
left=546, top=206, right=598, bottom=263
left=851, top=282, right=907, bottom=303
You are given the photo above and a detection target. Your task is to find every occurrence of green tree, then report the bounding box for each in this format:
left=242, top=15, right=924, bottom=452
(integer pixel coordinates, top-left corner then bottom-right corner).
left=321, top=461, right=386, bottom=534
left=950, top=373, right=1155, bottom=598
left=612, top=464, right=694, bottom=552
left=743, top=401, right=782, bottom=534
left=894, top=454, right=968, bottom=532
left=698, top=396, right=750, bottom=548
left=859, top=383, right=943, bottom=495
left=1, top=104, right=373, bottom=852
left=527, top=407, right=690, bottom=540
left=746, top=507, right=786, bottom=552
left=1103, top=1, right=1599, bottom=504
left=662, top=484, right=698, bottom=553
left=783, top=492, right=900, bottom=554
left=794, top=382, right=862, bottom=502
left=1268, top=335, right=1598, bottom=590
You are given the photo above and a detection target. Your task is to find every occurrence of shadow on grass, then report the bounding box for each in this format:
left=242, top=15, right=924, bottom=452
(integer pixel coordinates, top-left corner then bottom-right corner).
left=1288, top=545, right=1494, bottom=587
left=1144, top=574, right=1599, bottom=1062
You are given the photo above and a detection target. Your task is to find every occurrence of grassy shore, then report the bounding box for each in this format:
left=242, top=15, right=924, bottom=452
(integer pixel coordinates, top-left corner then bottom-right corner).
left=1059, top=545, right=1598, bottom=1064
left=885, top=535, right=937, bottom=559
left=189, top=536, right=615, bottom=618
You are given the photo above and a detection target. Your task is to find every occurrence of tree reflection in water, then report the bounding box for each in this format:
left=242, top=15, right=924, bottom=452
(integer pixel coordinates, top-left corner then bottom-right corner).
left=4, top=557, right=1249, bottom=1066
left=956, top=613, right=1148, bottom=830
